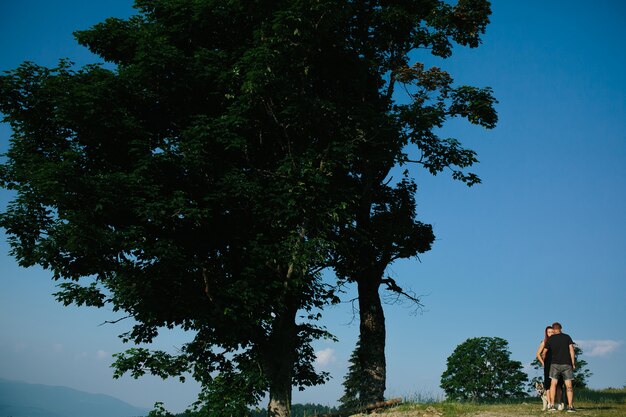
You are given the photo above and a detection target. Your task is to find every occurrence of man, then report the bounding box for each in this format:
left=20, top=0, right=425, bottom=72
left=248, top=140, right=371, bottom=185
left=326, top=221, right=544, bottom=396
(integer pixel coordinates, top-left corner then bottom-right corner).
left=542, top=322, right=576, bottom=413
left=536, top=326, right=565, bottom=410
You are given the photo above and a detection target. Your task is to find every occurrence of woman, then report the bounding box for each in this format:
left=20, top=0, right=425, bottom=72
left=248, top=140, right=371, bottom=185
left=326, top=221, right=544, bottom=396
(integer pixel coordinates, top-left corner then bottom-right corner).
left=536, top=325, right=564, bottom=410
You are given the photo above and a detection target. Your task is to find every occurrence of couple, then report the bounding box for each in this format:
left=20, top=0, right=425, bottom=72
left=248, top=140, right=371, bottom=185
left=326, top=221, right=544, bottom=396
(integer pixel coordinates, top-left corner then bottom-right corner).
left=536, top=322, right=576, bottom=412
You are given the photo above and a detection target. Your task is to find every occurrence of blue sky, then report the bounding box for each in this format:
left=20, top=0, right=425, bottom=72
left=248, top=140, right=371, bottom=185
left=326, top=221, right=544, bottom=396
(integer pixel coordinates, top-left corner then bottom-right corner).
left=1, top=0, right=625, bottom=413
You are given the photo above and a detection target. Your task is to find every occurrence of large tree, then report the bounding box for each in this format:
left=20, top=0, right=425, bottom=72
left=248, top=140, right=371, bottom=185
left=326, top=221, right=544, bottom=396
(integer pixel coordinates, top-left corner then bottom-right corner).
left=440, top=337, right=528, bottom=401
left=0, top=1, right=497, bottom=415
left=330, top=0, right=497, bottom=404
left=0, top=1, right=374, bottom=416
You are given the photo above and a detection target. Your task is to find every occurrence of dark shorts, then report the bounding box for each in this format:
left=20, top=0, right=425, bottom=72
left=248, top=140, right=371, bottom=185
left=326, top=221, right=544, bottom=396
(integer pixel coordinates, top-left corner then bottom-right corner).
left=550, top=364, right=574, bottom=381
left=545, top=367, right=564, bottom=389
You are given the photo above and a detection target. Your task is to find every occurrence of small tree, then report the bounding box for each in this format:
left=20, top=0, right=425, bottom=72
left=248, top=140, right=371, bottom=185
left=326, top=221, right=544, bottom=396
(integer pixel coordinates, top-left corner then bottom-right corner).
left=529, top=345, right=592, bottom=390
left=339, top=339, right=362, bottom=410
left=441, top=337, right=528, bottom=401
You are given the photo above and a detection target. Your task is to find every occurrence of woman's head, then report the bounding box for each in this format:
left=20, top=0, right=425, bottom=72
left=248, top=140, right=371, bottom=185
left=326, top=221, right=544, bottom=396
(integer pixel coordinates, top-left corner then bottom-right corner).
left=544, top=325, right=554, bottom=344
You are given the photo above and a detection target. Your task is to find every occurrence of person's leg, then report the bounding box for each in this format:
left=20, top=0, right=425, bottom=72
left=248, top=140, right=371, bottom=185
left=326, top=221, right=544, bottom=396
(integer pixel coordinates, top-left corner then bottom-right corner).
left=562, top=364, right=575, bottom=410
left=556, top=377, right=565, bottom=409
left=548, top=364, right=559, bottom=409
left=545, top=377, right=553, bottom=405
left=549, top=378, right=559, bottom=409
left=564, top=379, right=574, bottom=407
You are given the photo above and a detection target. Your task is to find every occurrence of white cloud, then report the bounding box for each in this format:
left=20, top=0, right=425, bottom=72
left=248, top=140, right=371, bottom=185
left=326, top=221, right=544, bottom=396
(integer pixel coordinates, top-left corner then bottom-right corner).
left=52, top=343, right=64, bottom=353
left=315, top=348, right=336, bottom=368
left=576, top=340, right=623, bottom=357
left=96, top=350, right=110, bottom=360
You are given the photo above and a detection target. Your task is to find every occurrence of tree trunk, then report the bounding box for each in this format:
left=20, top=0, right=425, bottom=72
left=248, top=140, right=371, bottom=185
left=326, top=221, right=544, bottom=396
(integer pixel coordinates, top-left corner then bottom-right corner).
left=264, top=303, right=298, bottom=417
left=357, top=271, right=386, bottom=404
left=268, top=377, right=292, bottom=417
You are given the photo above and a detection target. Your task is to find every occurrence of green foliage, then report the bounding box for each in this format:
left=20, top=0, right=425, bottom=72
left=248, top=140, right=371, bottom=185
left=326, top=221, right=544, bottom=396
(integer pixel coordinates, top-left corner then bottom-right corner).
left=0, top=0, right=497, bottom=414
left=574, top=387, right=626, bottom=404
left=148, top=402, right=176, bottom=417
left=339, top=339, right=362, bottom=410
left=0, top=2, right=353, bottom=411
left=440, top=337, right=528, bottom=401
left=321, top=0, right=496, bottom=404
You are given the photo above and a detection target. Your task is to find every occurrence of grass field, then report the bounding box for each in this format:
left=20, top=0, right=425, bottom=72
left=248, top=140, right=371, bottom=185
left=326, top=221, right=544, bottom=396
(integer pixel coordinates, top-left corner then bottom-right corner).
left=362, top=388, right=626, bottom=417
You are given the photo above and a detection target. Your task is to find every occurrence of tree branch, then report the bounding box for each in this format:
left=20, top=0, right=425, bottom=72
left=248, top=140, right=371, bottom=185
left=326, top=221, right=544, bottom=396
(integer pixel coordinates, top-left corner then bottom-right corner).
left=342, top=296, right=359, bottom=326
left=381, top=276, right=424, bottom=312
left=98, top=315, right=132, bottom=326
left=385, top=70, right=397, bottom=103
left=202, top=267, right=213, bottom=301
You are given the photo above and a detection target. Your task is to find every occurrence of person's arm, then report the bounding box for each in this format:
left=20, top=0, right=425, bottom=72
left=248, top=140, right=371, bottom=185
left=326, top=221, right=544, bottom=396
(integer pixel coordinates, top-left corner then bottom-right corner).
left=536, top=341, right=545, bottom=366
left=570, top=343, right=576, bottom=369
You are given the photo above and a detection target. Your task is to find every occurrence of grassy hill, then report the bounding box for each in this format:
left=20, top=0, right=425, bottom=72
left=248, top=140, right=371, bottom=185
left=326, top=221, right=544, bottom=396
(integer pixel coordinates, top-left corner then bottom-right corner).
left=350, top=388, right=626, bottom=417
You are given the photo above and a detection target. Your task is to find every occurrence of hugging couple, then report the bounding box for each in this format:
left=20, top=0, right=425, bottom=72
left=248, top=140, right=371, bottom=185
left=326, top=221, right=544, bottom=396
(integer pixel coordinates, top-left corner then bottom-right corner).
left=536, top=322, right=577, bottom=412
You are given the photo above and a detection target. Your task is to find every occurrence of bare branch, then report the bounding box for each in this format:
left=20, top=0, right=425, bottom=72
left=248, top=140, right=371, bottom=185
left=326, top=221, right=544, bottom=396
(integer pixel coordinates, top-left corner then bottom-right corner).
left=340, top=296, right=360, bottom=326
left=381, top=276, right=424, bottom=314
left=404, top=157, right=425, bottom=165
left=98, top=315, right=132, bottom=326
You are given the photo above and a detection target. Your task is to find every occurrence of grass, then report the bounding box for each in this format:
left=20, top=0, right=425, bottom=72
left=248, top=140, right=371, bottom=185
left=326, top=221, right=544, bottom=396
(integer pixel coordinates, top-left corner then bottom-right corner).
left=369, top=388, right=626, bottom=417
left=575, top=387, right=626, bottom=404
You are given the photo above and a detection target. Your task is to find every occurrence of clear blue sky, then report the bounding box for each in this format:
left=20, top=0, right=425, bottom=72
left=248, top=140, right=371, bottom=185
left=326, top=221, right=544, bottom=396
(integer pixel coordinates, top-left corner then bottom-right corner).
left=1, top=0, right=625, bottom=413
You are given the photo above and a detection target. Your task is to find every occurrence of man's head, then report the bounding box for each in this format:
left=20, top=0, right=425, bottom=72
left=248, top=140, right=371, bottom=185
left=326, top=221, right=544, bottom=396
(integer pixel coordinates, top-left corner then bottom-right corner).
left=552, top=322, right=563, bottom=333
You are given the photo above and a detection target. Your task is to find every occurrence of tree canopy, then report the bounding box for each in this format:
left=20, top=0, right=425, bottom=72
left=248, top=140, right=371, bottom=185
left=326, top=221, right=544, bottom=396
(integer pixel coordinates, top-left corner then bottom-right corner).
left=328, top=0, right=496, bottom=403
left=440, top=337, right=528, bottom=401
left=0, top=0, right=497, bottom=415
left=0, top=1, right=364, bottom=414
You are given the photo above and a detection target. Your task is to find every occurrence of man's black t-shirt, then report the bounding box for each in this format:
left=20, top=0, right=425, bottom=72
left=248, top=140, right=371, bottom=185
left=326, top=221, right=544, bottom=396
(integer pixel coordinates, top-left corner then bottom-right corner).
left=545, top=333, right=574, bottom=365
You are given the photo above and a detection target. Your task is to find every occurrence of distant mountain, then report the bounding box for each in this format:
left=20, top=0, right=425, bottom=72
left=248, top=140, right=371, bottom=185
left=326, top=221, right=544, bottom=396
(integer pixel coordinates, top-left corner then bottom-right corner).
left=0, top=379, right=148, bottom=417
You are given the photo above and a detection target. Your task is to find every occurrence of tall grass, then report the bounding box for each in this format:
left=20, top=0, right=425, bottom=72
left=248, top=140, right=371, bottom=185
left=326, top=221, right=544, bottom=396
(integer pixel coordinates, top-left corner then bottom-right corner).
left=402, top=390, right=444, bottom=404
left=575, top=387, right=626, bottom=404
left=383, top=387, right=626, bottom=417
left=400, top=387, right=626, bottom=406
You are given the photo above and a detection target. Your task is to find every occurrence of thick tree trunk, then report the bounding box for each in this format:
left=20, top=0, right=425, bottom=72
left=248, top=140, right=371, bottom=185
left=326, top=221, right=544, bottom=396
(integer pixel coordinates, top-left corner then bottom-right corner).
left=264, top=303, right=298, bottom=417
left=268, top=376, right=292, bottom=417
left=357, top=271, right=386, bottom=404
